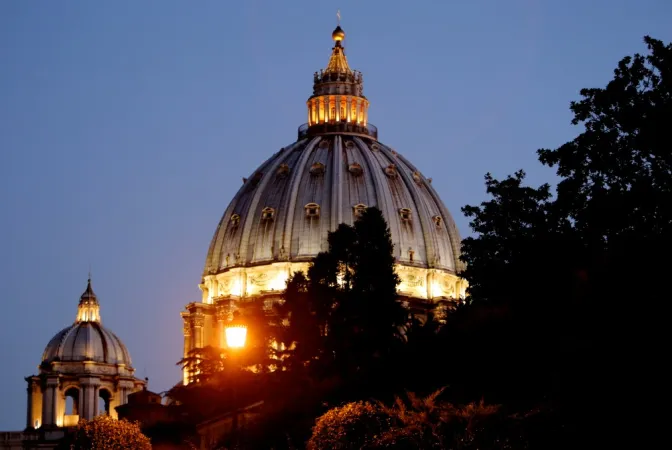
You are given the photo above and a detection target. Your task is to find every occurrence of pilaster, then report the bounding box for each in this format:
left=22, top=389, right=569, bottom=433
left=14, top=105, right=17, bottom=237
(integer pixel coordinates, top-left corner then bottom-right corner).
left=79, top=377, right=100, bottom=420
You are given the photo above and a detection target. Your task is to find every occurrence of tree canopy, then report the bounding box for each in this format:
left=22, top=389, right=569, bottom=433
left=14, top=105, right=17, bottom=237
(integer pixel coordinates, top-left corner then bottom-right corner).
left=68, top=415, right=151, bottom=450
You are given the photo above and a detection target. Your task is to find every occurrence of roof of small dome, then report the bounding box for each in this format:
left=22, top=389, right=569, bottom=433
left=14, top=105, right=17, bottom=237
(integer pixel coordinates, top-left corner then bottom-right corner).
left=203, top=136, right=463, bottom=277
left=41, top=279, right=133, bottom=366
left=42, top=322, right=133, bottom=366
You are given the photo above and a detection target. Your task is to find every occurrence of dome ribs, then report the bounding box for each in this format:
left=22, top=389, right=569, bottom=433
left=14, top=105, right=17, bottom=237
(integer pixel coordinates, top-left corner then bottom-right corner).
left=395, top=151, right=462, bottom=272
left=331, top=135, right=344, bottom=231
left=281, top=138, right=321, bottom=261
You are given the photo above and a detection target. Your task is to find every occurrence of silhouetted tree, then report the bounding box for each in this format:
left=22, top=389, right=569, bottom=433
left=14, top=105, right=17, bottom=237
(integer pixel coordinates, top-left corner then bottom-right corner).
left=454, top=36, right=672, bottom=447
left=277, top=207, right=405, bottom=376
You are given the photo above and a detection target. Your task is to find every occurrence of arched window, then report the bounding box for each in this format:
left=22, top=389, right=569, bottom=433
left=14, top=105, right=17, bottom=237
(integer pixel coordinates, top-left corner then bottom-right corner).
left=64, top=387, right=79, bottom=416
left=261, top=207, right=275, bottom=221
left=399, top=208, right=412, bottom=222
left=98, top=389, right=111, bottom=416
left=353, top=204, right=368, bottom=218
left=230, top=214, right=241, bottom=226
left=310, top=162, right=326, bottom=175
left=305, top=203, right=320, bottom=218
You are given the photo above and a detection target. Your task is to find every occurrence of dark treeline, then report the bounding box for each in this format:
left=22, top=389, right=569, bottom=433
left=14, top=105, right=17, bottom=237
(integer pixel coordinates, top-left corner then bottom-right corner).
left=165, top=36, right=671, bottom=449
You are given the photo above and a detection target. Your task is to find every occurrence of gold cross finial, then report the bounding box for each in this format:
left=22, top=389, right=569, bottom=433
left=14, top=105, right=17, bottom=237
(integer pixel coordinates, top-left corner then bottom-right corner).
left=337, top=10, right=341, bottom=25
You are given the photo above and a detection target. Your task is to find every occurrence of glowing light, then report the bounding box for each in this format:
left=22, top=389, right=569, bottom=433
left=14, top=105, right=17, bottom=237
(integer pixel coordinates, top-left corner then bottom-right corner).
left=225, top=325, right=247, bottom=349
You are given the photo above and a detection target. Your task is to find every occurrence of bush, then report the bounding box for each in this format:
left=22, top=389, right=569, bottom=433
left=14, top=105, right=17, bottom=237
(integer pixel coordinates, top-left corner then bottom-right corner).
left=70, top=415, right=151, bottom=450
left=307, top=401, right=392, bottom=449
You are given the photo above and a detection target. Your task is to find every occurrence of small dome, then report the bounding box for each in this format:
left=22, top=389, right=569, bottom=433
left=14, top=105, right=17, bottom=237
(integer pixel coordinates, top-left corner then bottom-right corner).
left=41, top=279, right=133, bottom=366
left=42, top=322, right=133, bottom=366
left=332, top=25, right=345, bottom=41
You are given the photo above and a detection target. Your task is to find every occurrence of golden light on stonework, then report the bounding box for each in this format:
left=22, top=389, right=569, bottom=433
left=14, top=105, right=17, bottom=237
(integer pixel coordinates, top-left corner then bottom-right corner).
left=225, top=324, right=247, bottom=349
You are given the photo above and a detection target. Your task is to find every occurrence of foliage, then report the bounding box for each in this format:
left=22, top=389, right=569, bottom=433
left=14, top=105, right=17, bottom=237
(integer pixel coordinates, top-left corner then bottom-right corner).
left=538, top=36, right=672, bottom=244
left=276, top=207, right=405, bottom=375
left=308, top=390, right=521, bottom=450
left=307, top=401, right=393, bottom=450
left=454, top=36, right=672, bottom=445
left=69, top=415, right=151, bottom=450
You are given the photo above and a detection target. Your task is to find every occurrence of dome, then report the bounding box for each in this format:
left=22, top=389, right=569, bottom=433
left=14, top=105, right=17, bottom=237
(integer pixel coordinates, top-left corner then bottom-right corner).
left=196, top=24, right=465, bottom=304
left=203, top=136, right=462, bottom=274
left=41, top=279, right=133, bottom=366
left=42, top=322, right=133, bottom=365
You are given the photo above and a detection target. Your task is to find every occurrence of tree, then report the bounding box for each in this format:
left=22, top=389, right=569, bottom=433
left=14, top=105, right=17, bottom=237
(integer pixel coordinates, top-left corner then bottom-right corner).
left=276, top=207, right=405, bottom=376
left=307, top=401, right=393, bottom=449
left=69, top=415, right=151, bottom=450
left=455, top=36, right=672, bottom=446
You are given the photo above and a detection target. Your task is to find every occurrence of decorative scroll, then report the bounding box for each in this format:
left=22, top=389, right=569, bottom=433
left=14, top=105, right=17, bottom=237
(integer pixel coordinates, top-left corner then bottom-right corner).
left=404, top=274, right=424, bottom=287
left=248, top=273, right=269, bottom=287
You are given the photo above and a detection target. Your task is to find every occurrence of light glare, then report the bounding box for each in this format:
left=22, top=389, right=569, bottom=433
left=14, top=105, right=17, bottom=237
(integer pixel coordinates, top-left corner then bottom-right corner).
left=225, top=325, right=247, bottom=349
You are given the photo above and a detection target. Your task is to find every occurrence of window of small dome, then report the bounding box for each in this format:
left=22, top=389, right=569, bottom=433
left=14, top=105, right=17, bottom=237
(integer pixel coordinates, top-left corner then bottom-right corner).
left=348, top=163, right=363, bottom=176
left=345, top=140, right=355, bottom=148
left=305, top=203, right=320, bottom=218
left=433, top=215, right=442, bottom=227
left=353, top=204, right=367, bottom=218
left=384, top=164, right=398, bottom=178
left=261, top=207, right=275, bottom=221
left=277, top=163, right=290, bottom=178
left=230, top=214, right=241, bottom=226
left=399, top=208, right=412, bottom=221
left=413, top=171, right=422, bottom=185
left=319, top=139, right=330, bottom=148
left=371, top=144, right=380, bottom=151
left=310, top=162, right=326, bottom=175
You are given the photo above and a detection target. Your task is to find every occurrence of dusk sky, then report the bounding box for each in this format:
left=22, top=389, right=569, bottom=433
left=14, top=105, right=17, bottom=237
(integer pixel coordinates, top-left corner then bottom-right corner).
left=1, top=0, right=670, bottom=429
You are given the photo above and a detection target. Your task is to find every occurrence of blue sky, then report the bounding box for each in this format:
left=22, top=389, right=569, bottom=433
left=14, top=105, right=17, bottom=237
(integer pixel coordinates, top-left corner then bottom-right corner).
left=1, top=0, right=670, bottom=429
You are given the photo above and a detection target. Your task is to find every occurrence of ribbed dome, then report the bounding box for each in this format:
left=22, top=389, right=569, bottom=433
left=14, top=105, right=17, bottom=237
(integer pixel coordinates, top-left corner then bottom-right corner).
left=203, top=135, right=462, bottom=276
left=42, top=322, right=133, bottom=366
left=41, top=279, right=133, bottom=366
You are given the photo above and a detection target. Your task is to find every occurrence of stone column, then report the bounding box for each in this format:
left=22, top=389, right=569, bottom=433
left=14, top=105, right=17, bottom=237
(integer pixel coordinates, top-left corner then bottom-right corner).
left=193, top=313, right=205, bottom=349
left=426, top=270, right=434, bottom=300
left=26, top=383, right=33, bottom=429
left=216, top=306, right=227, bottom=349
left=41, top=377, right=59, bottom=427
left=79, top=377, right=100, bottom=420
left=346, top=96, right=352, bottom=122
left=183, top=317, right=192, bottom=357
left=182, top=316, right=192, bottom=385
left=118, top=380, right=134, bottom=406
left=53, top=383, right=60, bottom=425
left=335, top=95, right=341, bottom=121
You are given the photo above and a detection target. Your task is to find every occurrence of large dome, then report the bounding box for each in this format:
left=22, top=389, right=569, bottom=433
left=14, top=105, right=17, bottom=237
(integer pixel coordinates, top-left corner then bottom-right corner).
left=181, top=23, right=467, bottom=385
left=42, top=279, right=133, bottom=366
left=195, top=25, right=466, bottom=305
left=203, top=135, right=462, bottom=275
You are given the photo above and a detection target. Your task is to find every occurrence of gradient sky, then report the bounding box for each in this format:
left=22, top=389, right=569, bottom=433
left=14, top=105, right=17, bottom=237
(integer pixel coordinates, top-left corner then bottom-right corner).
left=1, top=0, right=670, bottom=429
